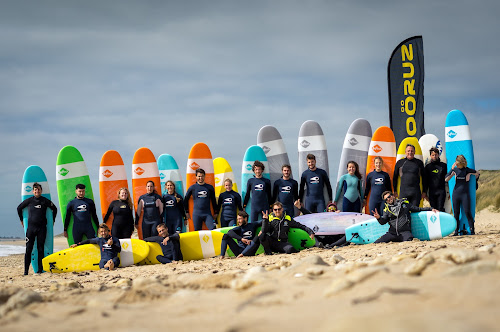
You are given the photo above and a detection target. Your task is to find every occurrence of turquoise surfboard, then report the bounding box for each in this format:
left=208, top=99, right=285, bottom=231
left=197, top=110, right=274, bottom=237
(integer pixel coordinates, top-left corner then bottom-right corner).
left=158, top=153, right=185, bottom=232
left=241, top=145, right=270, bottom=216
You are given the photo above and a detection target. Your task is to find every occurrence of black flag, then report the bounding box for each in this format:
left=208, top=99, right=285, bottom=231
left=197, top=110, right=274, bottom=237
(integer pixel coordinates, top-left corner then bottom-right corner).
left=388, top=36, right=425, bottom=146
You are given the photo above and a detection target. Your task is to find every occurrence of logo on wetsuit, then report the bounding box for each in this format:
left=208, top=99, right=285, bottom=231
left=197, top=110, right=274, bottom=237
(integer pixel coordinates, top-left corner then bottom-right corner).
left=197, top=190, right=208, bottom=198
left=447, top=130, right=457, bottom=139
left=310, top=176, right=320, bottom=184
left=165, top=199, right=175, bottom=207
left=243, top=230, right=253, bottom=238
left=281, top=186, right=291, bottom=193
left=102, top=169, right=113, bottom=178
left=120, top=205, right=127, bottom=209
left=34, top=205, right=42, bottom=209
left=348, top=137, right=359, bottom=146
left=223, top=197, right=233, bottom=204
left=76, top=204, right=88, bottom=212
left=374, top=177, right=384, bottom=185
left=372, top=144, right=382, bottom=153
left=254, top=184, right=264, bottom=191
left=432, top=169, right=439, bottom=174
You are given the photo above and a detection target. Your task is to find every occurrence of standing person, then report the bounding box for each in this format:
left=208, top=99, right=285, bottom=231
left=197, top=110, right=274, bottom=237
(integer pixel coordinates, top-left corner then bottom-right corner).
left=219, top=211, right=261, bottom=258
left=364, top=157, right=392, bottom=216
left=299, top=154, right=333, bottom=213
left=334, top=161, right=364, bottom=213
left=216, top=178, right=242, bottom=228
left=445, top=155, right=480, bottom=235
left=423, top=147, right=448, bottom=212
left=64, top=184, right=99, bottom=243
left=17, top=183, right=58, bottom=275
left=393, top=144, right=427, bottom=206
left=373, top=191, right=438, bottom=243
left=162, top=180, right=186, bottom=234
left=135, top=181, right=163, bottom=238
left=272, top=164, right=299, bottom=217
left=243, top=160, right=272, bottom=223
left=184, top=168, right=218, bottom=230
left=103, top=188, right=135, bottom=239
left=144, top=223, right=183, bottom=263
left=70, top=224, right=121, bottom=270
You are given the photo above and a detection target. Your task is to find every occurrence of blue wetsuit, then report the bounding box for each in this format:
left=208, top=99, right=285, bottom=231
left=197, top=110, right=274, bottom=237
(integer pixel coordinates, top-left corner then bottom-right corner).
left=243, top=177, right=272, bottom=222
left=184, top=183, right=217, bottom=230
left=65, top=197, right=99, bottom=244
left=299, top=168, right=333, bottom=213
left=77, top=236, right=121, bottom=269
left=136, top=193, right=163, bottom=238
left=272, top=178, right=299, bottom=217
left=364, top=170, right=392, bottom=215
left=446, top=167, right=477, bottom=234
left=335, top=174, right=364, bottom=213
left=220, top=221, right=262, bottom=257
left=162, top=193, right=185, bottom=234
left=144, top=233, right=183, bottom=263
left=216, top=190, right=243, bottom=227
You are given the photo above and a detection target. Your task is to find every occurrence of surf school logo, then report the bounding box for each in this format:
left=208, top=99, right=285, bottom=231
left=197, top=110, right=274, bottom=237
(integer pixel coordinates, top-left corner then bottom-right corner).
left=313, top=225, right=319, bottom=233
left=215, top=177, right=221, bottom=184
left=430, top=215, right=437, bottom=223
left=224, top=197, right=233, bottom=204
left=25, top=185, right=32, bottom=193
left=447, top=130, right=457, bottom=139
left=300, top=140, right=310, bottom=148
left=76, top=204, right=88, bottom=212
left=189, top=162, right=200, bottom=170
left=436, top=140, right=443, bottom=153
left=310, top=176, right=320, bottom=184
left=59, top=168, right=69, bottom=177
left=34, top=205, right=42, bottom=209
left=375, top=177, right=384, bottom=185
left=348, top=137, right=359, bottom=146
left=243, top=230, right=253, bottom=238
left=197, top=190, right=208, bottom=198
left=246, top=164, right=252, bottom=171
left=121, top=242, right=129, bottom=250
left=254, top=184, right=264, bottom=191
left=372, top=144, right=383, bottom=153
left=165, top=199, right=174, bottom=207
left=102, top=169, right=113, bottom=178
left=134, top=167, right=145, bottom=176
left=432, top=169, right=439, bottom=174
left=202, top=234, right=210, bottom=243
left=281, top=186, right=291, bottom=193
left=159, top=172, right=165, bottom=179
left=262, top=146, right=271, bottom=154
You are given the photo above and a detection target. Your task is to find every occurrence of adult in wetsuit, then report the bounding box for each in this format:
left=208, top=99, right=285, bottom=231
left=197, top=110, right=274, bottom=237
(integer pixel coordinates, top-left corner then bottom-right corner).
left=71, top=224, right=121, bottom=270
left=243, top=160, right=272, bottom=223
left=219, top=211, right=261, bottom=258
left=17, top=183, right=58, bottom=275
left=103, top=187, right=135, bottom=238
left=364, top=157, right=392, bottom=216
left=136, top=181, right=163, bottom=238
left=162, top=180, right=185, bottom=234
left=335, top=161, right=364, bottom=213
left=144, top=223, right=183, bottom=263
left=445, top=155, right=480, bottom=235
left=64, top=184, right=99, bottom=244
left=393, top=144, right=427, bottom=206
left=272, top=164, right=299, bottom=217
left=184, top=168, right=218, bottom=230
left=299, top=154, right=333, bottom=213
left=216, top=178, right=242, bottom=228
left=423, top=148, right=448, bottom=212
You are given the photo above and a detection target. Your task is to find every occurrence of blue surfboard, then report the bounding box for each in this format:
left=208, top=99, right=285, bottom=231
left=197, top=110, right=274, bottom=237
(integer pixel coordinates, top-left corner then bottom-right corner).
left=21, top=165, right=54, bottom=273
left=445, top=110, right=476, bottom=235
left=158, top=153, right=185, bottom=232
left=241, top=145, right=270, bottom=216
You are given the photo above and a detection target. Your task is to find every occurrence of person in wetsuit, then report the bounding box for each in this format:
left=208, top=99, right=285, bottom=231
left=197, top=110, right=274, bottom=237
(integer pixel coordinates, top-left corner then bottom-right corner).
left=103, top=187, right=135, bottom=238
left=364, top=156, right=392, bottom=216
left=219, top=211, right=261, bottom=258
left=162, top=180, right=186, bottom=234
left=216, top=178, right=242, bottom=228
left=64, top=184, right=99, bottom=244
left=335, top=161, right=364, bottom=213
left=17, top=182, right=58, bottom=275
left=184, top=168, right=218, bottom=230
left=136, top=181, right=163, bottom=238
left=393, top=144, right=427, bottom=206
left=272, top=164, right=299, bottom=217
left=445, top=155, right=480, bottom=235
left=243, top=160, right=272, bottom=223
left=144, top=223, right=183, bottom=263
left=423, top=147, right=448, bottom=212
left=299, top=154, right=333, bottom=213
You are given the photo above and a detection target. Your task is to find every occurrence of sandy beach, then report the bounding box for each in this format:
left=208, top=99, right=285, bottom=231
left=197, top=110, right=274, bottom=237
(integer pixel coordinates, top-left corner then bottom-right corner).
left=1, top=209, right=500, bottom=332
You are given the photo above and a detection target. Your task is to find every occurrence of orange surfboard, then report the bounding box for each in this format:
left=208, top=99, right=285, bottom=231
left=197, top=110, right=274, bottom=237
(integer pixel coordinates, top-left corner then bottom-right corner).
left=185, top=143, right=215, bottom=231
left=132, top=147, right=161, bottom=239
left=364, top=126, right=396, bottom=212
left=99, top=150, right=129, bottom=230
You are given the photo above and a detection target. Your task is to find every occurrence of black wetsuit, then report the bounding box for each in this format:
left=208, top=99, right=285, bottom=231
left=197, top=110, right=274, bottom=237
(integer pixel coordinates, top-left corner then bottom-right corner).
left=393, top=158, right=426, bottom=207
left=424, top=160, right=448, bottom=212
left=103, top=200, right=135, bottom=238
left=364, top=170, right=392, bottom=215
left=220, top=221, right=262, bottom=257
left=243, top=177, right=272, bottom=222
left=259, top=213, right=314, bottom=254
left=299, top=168, right=333, bottom=213
left=65, top=197, right=99, bottom=244
left=446, top=167, right=477, bottom=234
left=144, top=233, right=183, bottom=263
left=17, top=196, right=58, bottom=274
left=272, top=178, right=299, bottom=217
left=136, top=193, right=163, bottom=238
left=162, top=193, right=185, bottom=234
left=216, top=190, right=243, bottom=227
left=77, top=236, right=121, bottom=269
left=184, top=183, right=218, bottom=230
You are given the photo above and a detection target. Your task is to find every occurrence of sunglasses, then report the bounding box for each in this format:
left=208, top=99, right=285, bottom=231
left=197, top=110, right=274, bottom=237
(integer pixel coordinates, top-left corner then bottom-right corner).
left=384, top=194, right=393, bottom=201
left=273, top=208, right=282, bottom=211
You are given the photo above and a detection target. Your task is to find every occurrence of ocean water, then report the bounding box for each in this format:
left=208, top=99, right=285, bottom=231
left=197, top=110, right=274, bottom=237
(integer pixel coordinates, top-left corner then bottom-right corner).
left=0, top=244, right=25, bottom=257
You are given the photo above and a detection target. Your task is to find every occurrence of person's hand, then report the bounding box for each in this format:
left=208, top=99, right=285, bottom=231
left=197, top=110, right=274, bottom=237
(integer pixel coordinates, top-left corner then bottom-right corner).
left=294, top=199, right=301, bottom=209
left=20, top=220, right=24, bottom=228
left=258, top=230, right=262, bottom=236
left=162, top=237, right=170, bottom=245
left=242, top=238, right=251, bottom=245
left=64, top=231, right=68, bottom=238
left=431, top=209, right=439, bottom=214
left=106, top=238, right=113, bottom=246
left=372, top=208, right=380, bottom=219
left=309, top=233, right=315, bottom=240
left=70, top=244, right=78, bottom=248
left=422, top=192, right=428, bottom=200
left=262, top=210, right=268, bottom=219
left=185, top=213, right=190, bottom=220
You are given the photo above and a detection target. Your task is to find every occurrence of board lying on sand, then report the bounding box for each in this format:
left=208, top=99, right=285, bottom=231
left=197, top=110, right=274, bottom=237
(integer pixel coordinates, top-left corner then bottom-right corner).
left=294, top=212, right=376, bottom=235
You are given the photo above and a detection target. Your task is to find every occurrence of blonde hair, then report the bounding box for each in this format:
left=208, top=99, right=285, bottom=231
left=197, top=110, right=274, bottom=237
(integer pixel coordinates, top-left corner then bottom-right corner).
left=224, top=178, right=233, bottom=185
left=456, top=155, right=467, bottom=168
left=117, top=187, right=133, bottom=210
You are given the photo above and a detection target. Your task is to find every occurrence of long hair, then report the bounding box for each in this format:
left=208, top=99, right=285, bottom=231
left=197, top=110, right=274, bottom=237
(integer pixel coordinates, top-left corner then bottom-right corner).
left=165, top=180, right=177, bottom=195
left=117, top=187, right=133, bottom=210
left=347, top=161, right=362, bottom=179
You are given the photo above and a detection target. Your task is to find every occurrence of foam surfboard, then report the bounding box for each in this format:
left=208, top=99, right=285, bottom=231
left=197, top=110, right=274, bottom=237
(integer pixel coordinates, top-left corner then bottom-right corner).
left=42, top=239, right=149, bottom=273
left=186, top=143, right=215, bottom=231
left=241, top=145, right=270, bottom=216
left=21, top=165, right=54, bottom=273
left=365, top=126, right=396, bottom=213
left=56, top=146, right=95, bottom=246
left=99, top=150, right=129, bottom=230
left=396, top=137, right=423, bottom=206
left=132, top=147, right=161, bottom=239
left=294, top=212, right=377, bottom=235
left=344, top=211, right=456, bottom=244
left=257, top=125, right=292, bottom=184
left=158, top=154, right=184, bottom=197
left=213, top=157, right=238, bottom=228
left=336, top=118, right=372, bottom=211
left=445, top=109, right=476, bottom=234
left=298, top=120, right=329, bottom=206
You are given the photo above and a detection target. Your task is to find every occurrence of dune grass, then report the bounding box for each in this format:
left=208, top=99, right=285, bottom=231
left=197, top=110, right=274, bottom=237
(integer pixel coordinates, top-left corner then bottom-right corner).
left=476, top=170, right=500, bottom=212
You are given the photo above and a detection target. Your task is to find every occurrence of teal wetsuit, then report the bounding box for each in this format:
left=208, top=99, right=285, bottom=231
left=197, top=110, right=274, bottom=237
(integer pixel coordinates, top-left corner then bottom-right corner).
left=335, top=174, right=363, bottom=212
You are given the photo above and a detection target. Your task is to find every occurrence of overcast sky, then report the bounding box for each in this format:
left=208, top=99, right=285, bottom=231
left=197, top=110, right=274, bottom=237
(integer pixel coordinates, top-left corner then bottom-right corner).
left=1, top=0, right=499, bottom=237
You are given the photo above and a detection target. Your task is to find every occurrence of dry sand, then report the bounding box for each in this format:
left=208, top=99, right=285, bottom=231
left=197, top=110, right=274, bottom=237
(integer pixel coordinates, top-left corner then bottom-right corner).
left=1, top=209, right=500, bottom=332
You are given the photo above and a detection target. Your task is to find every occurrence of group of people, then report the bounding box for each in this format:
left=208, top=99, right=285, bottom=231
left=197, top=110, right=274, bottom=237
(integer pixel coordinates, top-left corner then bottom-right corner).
left=17, top=147, right=479, bottom=274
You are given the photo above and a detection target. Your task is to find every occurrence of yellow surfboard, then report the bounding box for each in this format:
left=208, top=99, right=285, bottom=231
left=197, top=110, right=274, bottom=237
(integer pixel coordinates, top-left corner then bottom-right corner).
left=396, top=137, right=423, bottom=206
left=42, top=239, right=149, bottom=273
left=213, top=157, right=238, bottom=227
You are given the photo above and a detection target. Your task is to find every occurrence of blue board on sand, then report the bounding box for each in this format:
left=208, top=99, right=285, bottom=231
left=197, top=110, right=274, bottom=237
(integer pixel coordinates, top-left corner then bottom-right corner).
left=241, top=145, right=270, bottom=217
left=294, top=212, right=376, bottom=235
left=21, top=165, right=54, bottom=273
left=344, top=211, right=456, bottom=244
left=157, top=153, right=185, bottom=232
left=445, top=110, right=476, bottom=235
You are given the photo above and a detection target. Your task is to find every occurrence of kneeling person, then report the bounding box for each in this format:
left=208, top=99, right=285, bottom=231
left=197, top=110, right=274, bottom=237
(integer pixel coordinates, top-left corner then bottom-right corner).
left=144, top=223, right=183, bottom=263
left=219, top=211, right=261, bottom=258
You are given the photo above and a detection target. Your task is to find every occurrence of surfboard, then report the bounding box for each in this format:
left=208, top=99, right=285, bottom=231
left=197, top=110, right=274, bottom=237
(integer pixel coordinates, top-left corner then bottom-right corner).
left=395, top=137, right=423, bottom=206
left=445, top=109, right=476, bottom=234
left=294, top=212, right=377, bottom=235
left=336, top=118, right=372, bottom=211
left=158, top=154, right=184, bottom=197
left=56, top=146, right=95, bottom=246
left=132, top=147, right=161, bottom=239
left=42, top=238, right=149, bottom=273
left=186, top=143, right=215, bottom=231
left=257, top=125, right=292, bottom=184
left=364, top=126, right=396, bottom=213
left=99, top=150, right=129, bottom=230
left=213, top=157, right=238, bottom=228
left=241, top=145, right=270, bottom=216
left=344, top=211, right=456, bottom=244
left=298, top=120, right=329, bottom=206
left=21, top=165, right=54, bottom=273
